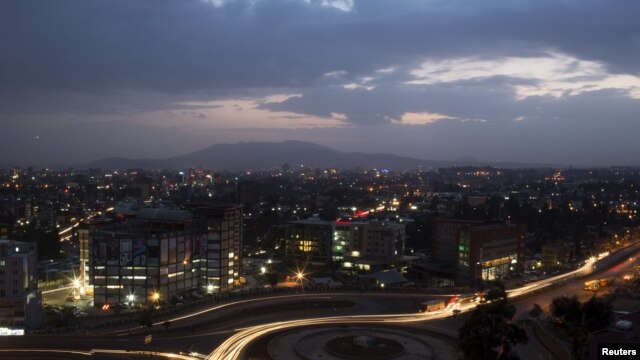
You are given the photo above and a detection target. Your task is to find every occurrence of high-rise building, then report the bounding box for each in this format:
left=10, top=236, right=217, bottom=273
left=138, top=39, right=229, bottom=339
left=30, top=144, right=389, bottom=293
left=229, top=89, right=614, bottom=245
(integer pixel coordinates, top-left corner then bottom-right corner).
left=457, top=223, right=526, bottom=285
left=0, top=240, right=41, bottom=330
left=343, top=221, right=406, bottom=272
left=89, top=203, right=242, bottom=307
left=285, top=216, right=333, bottom=263
left=285, top=216, right=405, bottom=270
left=431, top=219, right=484, bottom=265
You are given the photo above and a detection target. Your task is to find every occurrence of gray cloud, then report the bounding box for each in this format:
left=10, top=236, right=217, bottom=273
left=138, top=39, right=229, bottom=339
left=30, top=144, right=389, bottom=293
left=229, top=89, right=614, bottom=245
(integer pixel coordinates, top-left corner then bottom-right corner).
left=1, top=0, right=639, bottom=165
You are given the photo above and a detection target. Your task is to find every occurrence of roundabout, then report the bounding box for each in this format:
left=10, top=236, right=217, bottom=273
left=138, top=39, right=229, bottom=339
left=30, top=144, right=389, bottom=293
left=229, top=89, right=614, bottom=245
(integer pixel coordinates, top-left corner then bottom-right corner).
left=263, top=326, right=457, bottom=360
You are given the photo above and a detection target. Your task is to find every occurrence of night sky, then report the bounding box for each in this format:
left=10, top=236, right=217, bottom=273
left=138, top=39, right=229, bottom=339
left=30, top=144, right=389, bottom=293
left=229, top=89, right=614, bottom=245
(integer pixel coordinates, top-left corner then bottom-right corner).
left=1, top=0, right=639, bottom=166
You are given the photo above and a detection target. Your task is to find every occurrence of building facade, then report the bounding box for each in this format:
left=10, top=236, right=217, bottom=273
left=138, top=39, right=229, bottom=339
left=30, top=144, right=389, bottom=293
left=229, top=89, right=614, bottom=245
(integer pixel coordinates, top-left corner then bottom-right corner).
left=344, top=221, right=405, bottom=272
left=0, top=240, right=41, bottom=330
left=431, top=219, right=483, bottom=265
left=89, top=204, right=242, bottom=307
left=285, top=216, right=405, bottom=270
left=285, top=216, right=333, bottom=263
left=458, top=223, right=526, bottom=285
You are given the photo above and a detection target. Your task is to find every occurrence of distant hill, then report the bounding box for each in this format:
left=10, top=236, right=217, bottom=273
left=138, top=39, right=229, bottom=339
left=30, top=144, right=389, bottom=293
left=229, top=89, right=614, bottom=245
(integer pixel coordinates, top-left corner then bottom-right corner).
left=84, top=140, right=560, bottom=170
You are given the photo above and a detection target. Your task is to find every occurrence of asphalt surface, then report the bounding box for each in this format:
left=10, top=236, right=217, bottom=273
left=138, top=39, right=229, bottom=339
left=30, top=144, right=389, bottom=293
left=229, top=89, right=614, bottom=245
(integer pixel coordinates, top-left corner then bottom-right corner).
left=2, top=247, right=639, bottom=360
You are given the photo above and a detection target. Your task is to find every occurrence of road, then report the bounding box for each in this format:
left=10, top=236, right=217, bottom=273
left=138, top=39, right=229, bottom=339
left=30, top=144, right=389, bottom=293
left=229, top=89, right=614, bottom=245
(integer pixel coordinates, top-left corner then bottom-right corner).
left=2, top=244, right=639, bottom=360
left=209, top=245, right=640, bottom=360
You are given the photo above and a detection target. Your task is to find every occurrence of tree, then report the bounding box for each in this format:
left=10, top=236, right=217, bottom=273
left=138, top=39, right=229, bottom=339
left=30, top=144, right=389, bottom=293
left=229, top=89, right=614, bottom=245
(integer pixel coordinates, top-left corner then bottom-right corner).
left=550, top=296, right=582, bottom=326
left=459, top=299, right=528, bottom=359
left=582, top=296, right=612, bottom=331
left=139, top=310, right=153, bottom=327
left=529, top=303, right=543, bottom=320
left=265, top=272, right=279, bottom=287
left=484, top=281, right=508, bottom=303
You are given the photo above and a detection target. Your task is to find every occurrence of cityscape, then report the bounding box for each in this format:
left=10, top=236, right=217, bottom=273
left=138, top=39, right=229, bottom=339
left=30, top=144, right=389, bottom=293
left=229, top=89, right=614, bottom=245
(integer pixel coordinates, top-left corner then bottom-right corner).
left=2, top=1, right=640, bottom=360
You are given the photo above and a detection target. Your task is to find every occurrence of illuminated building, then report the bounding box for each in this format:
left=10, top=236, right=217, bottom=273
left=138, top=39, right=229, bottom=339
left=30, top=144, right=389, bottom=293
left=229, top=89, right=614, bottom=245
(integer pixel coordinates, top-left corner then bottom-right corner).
left=285, top=216, right=405, bottom=269
left=432, top=219, right=484, bottom=264
left=343, top=221, right=405, bottom=272
left=0, top=240, right=41, bottom=330
left=89, top=204, right=241, bottom=307
left=458, top=223, right=525, bottom=285
left=426, top=220, right=525, bottom=286
left=285, top=216, right=333, bottom=263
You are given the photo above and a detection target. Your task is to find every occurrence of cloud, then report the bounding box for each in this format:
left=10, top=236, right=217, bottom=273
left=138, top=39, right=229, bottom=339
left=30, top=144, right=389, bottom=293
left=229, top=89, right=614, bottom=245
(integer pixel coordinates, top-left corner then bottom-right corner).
left=141, top=94, right=348, bottom=129
left=407, top=52, right=640, bottom=100
left=321, top=0, right=355, bottom=12
left=392, top=112, right=458, bottom=125
left=2, top=0, right=640, bottom=165
left=342, top=76, right=378, bottom=91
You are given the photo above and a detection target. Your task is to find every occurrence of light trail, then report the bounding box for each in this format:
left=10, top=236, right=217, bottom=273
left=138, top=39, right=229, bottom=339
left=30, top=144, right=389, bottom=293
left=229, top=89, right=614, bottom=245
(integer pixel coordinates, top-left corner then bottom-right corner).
left=208, top=256, right=605, bottom=359
left=206, top=309, right=464, bottom=359
left=42, top=285, right=73, bottom=295
left=0, top=348, right=198, bottom=360
left=108, top=294, right=333, bottom=335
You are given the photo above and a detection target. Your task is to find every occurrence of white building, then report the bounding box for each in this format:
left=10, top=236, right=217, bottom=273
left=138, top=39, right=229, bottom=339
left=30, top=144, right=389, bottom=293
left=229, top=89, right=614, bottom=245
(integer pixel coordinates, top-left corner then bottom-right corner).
left=0, top=239, right=41, bottom=330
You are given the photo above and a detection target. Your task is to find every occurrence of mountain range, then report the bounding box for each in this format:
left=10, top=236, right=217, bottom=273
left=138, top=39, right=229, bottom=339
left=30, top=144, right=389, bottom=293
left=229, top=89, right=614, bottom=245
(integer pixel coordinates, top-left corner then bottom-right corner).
left=84, top=140, right=560, bottom=170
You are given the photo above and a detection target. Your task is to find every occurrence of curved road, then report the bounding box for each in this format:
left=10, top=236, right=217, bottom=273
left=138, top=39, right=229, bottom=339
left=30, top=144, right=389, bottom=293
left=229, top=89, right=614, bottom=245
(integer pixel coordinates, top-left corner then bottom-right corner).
left=210, top=244, right=640, bottom=360
left=2, top=244, right=639, bottom=359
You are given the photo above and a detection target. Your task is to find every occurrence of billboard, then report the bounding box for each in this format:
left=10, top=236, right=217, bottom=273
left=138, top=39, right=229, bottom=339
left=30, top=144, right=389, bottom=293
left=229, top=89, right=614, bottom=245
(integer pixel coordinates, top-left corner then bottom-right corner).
left=132, top=239, right=147, bottom=266
left=120, top=239, right=132, bottom=265
left=94, top=241, right=107, bottom=265
left=107, top=239, right=119, bottom=265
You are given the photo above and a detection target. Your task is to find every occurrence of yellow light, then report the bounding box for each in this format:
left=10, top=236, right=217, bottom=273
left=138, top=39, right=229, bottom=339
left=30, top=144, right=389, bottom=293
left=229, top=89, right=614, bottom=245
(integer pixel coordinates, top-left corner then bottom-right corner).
left=152, top=292, right=160, bottom=301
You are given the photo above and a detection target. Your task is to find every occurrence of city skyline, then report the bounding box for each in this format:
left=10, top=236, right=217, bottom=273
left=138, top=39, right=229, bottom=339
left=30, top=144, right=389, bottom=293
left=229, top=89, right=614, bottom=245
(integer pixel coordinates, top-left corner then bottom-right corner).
left=1, top=0, right=640, bottom=167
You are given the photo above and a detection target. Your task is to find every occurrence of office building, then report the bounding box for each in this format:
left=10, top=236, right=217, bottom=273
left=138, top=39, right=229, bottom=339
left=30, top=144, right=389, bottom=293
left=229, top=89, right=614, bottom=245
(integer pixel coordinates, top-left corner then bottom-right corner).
left=285, top=216, right=405, bottom=270
left=344, top=221, right=406, bottom=272
left=457, top=223, right=526, bottom=285
left=285, top=216, right=333, bottom=263
left=89, top=203, right=242, bottom=307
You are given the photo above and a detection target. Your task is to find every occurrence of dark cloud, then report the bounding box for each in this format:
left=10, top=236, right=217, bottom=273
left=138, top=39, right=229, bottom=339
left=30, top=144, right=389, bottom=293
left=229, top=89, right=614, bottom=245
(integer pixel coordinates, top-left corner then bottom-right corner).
left=0, top=0, right=639, bottom=165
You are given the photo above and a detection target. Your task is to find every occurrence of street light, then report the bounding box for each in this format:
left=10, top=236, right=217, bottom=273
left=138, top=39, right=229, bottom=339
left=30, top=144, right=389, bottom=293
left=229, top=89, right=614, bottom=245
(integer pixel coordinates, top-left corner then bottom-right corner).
left=152, top=292, right=160, bottom=307
left=127, top=294, right=135, bottom=306
left=207, top=284, right=214, bottom=294
left=260, top=266, right=267, bottom=274
left=72, top=278, right=81, bottom=300
left=295, top=271, right=305, bottom=292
